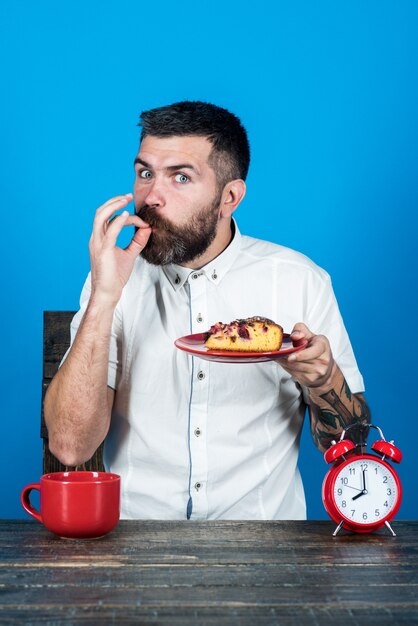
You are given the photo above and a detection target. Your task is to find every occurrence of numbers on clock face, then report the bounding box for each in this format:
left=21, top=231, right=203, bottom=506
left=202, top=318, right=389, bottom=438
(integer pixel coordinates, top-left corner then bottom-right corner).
left=333, top=458, right=398, bottom=525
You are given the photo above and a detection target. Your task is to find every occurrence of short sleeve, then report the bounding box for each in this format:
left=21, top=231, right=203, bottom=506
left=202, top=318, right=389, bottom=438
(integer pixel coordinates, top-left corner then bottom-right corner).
left=305, top=270, right=365, bottom=395
left=60, top=273, right=123, bottom=390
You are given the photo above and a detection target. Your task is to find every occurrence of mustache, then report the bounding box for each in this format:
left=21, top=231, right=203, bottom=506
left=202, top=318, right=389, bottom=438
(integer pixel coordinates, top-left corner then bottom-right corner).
left=135, top=205, right=176, bottom=233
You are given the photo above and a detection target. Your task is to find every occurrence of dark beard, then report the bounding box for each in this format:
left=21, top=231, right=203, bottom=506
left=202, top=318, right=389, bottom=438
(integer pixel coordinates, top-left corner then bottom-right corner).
left=136, top=196, right=221, bottom=266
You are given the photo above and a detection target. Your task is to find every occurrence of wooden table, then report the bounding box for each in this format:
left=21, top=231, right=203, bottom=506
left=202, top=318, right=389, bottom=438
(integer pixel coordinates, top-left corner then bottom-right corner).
left=1, top=520, right=417, bottom=625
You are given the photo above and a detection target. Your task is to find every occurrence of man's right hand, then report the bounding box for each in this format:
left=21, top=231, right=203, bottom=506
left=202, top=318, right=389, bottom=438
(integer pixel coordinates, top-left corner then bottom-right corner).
left=45, top=193, right=151, bottom=466
left=89, top=194, right=151, bottom=305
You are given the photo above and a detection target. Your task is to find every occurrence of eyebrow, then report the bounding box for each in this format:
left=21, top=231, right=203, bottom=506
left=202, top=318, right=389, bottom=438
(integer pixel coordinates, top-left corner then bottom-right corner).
left=134, top=157, right=199, bottom=174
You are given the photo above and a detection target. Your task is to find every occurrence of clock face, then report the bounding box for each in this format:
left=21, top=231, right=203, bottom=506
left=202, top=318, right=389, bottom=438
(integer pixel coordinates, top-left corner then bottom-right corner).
left=332, top=457, right=399, bottom=526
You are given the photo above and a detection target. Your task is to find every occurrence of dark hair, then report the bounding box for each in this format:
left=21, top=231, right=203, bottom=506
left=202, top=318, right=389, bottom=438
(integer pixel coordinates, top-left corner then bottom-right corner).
left=138, top=101, right=250, bottom=188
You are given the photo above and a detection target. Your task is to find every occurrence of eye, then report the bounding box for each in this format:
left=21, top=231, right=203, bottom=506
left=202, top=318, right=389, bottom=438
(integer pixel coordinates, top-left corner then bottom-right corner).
left=175, top=173, right=189, bottom=184
left=139, top=169, right=152, bottom=179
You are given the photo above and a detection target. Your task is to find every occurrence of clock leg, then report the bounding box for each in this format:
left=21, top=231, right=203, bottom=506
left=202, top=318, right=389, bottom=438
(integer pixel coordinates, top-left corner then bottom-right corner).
left=333, top=521, right=344, bottom=536
left=385, top=521, right=396, bottom=537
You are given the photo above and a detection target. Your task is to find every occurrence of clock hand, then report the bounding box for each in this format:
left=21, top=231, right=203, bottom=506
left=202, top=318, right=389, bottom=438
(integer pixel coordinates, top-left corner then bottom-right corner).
left=362, top=468, right=367, bottom=491
left=352, top=469, right=368, bottom=500
left=344, top=484, right=363, bottom=492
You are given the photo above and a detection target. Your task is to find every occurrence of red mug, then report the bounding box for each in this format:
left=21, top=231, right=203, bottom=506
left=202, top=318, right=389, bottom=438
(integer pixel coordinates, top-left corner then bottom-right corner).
left=21, top=471, right=121, bottom=539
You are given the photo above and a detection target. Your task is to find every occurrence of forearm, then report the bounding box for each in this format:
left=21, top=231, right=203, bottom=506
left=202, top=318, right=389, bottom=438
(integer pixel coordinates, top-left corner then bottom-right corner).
left=44, top=297, right=116, bottom=466
left=307, top=365, right=370, bottom=453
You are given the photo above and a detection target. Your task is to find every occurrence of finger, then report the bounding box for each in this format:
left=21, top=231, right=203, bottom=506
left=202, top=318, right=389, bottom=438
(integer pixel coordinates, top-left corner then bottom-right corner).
left=280, top=361, right=315, bottom=377
left=280, top=358, right=332, bottom=385
left=283, top=353, right=329, bottom=372
left=125, top=214, right=150, bottom=229
left=125, top=225, right=152, bottom=257
left=287, top=342, right=325, bottom=364
left=92, top=194, right=133, bottom=239
left=101, top=211, right=132, bottom=249
left=93, top=197, right=133, bottom=244
left=290, top=322, right=315, bottom=341
left=99, top=213, right=151, bottom=252
left=95, top=193, right=134, bottom=217
left=105, top=212, right=147, bottom=232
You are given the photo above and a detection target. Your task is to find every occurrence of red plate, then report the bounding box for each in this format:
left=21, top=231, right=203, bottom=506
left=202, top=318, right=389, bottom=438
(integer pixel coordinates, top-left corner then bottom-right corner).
left=174, top=333, right=308, bottom=363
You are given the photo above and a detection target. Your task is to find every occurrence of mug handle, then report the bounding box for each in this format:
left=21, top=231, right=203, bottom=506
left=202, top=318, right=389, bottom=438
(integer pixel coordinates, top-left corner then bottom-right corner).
left=21, top=483, right=42, bottom=523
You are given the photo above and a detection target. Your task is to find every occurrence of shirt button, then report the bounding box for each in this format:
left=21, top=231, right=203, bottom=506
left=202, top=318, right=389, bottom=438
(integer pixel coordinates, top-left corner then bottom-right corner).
left=196, top=314, right=203, bottom=323
left=191, top=273, right=198, bottom=280
left=197, top=371, right=205, bottom=381
left=194, top=428, right=201, bottom=437
left=195, top=482, right=202, bottom=491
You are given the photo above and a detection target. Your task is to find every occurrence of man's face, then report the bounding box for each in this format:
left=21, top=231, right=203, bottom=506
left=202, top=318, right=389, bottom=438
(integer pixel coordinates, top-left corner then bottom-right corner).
left=133, top=135, right=222, bottom=266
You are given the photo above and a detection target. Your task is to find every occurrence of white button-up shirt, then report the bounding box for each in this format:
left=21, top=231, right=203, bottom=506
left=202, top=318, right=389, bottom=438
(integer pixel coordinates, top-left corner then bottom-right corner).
left=68, top=221, right=364, bottom=520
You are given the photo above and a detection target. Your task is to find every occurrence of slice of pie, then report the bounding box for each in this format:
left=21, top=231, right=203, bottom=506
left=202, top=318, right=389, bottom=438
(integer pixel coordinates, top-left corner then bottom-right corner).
left=204, top=317, right=283, bottom=352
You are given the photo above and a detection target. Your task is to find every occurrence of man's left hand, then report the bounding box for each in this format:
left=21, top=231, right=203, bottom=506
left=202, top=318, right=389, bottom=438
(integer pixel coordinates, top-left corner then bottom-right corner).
left=280, top=322, right=337, bottom=390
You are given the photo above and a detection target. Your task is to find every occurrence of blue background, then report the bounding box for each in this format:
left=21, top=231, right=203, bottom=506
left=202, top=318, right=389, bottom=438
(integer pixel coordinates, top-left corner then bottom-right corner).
left=1, top=1, right=417, bottom=521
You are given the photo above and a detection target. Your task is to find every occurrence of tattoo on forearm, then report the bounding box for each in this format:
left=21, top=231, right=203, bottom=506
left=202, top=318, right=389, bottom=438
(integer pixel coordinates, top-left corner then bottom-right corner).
left=308, top=370, right=371, bottom=451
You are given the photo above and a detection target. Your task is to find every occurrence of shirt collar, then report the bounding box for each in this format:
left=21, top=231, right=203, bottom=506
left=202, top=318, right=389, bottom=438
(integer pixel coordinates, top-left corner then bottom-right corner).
left=162, top=218, right=242, bottom=291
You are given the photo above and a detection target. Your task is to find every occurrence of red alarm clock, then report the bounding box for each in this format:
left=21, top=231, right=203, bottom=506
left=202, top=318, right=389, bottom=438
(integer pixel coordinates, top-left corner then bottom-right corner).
left=322, top=423, right=402, bottom=536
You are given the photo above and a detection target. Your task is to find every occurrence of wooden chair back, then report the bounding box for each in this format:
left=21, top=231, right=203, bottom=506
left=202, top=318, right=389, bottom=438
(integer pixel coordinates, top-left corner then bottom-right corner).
left=41, top=311, right=104, bottom=474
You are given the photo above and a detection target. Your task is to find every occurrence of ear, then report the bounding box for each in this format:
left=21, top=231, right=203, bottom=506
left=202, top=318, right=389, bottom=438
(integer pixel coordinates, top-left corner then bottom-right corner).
left=219, top=179, right=246, bottom=218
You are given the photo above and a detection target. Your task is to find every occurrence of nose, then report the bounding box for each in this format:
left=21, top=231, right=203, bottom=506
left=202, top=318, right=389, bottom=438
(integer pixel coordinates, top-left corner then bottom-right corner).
left=142, top=179, right=165, bottom=208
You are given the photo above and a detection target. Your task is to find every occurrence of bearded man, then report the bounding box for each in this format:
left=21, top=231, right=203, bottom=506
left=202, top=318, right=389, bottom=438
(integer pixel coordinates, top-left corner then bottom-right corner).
left=44, top=101, right=369, bottom=520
